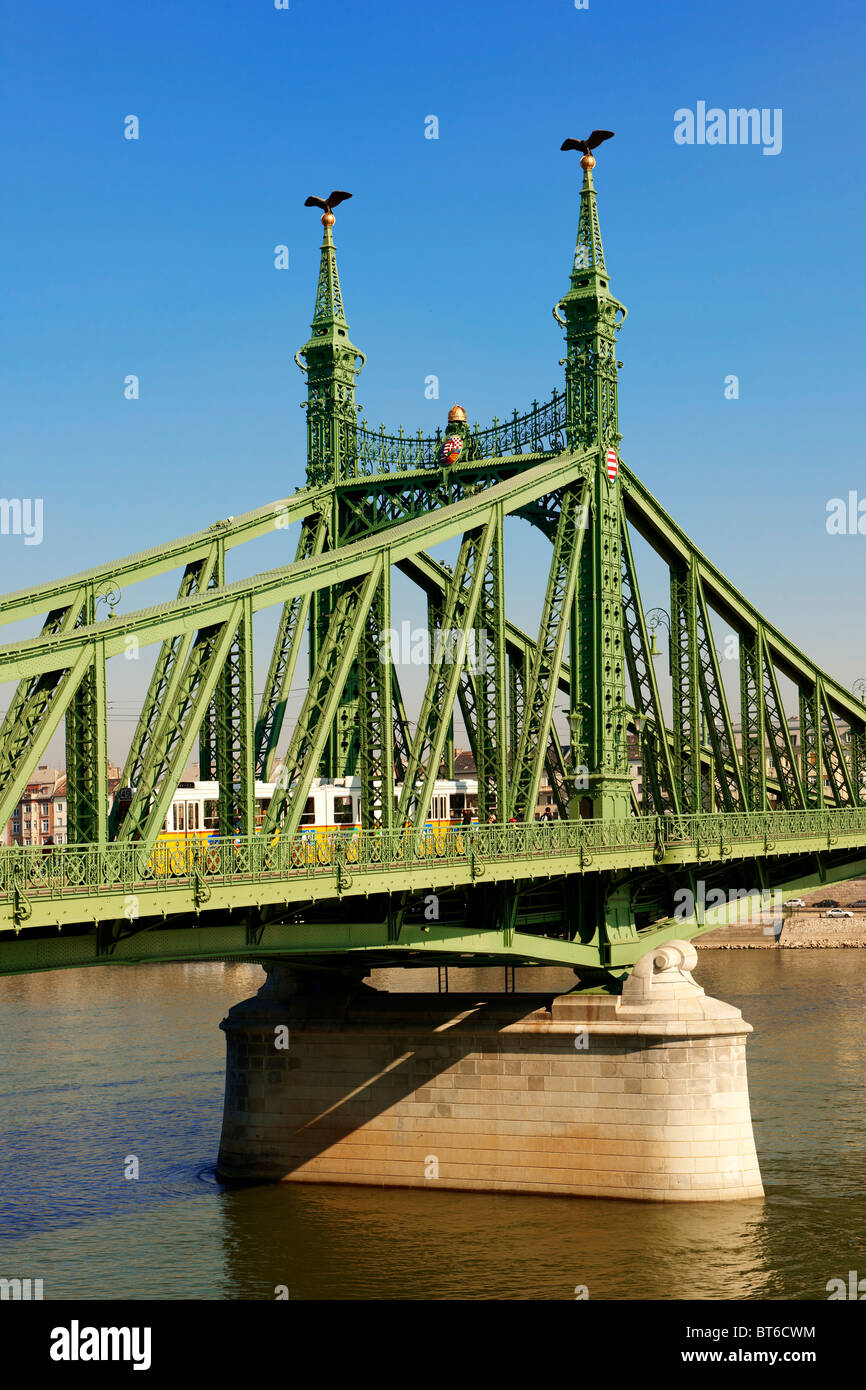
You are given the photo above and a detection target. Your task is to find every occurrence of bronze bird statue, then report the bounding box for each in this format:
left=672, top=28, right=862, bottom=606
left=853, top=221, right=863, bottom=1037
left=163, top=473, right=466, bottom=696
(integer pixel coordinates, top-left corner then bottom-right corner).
left=304, top=191, right=352, bottom=214
left=560, top=131, right=615, bottom=156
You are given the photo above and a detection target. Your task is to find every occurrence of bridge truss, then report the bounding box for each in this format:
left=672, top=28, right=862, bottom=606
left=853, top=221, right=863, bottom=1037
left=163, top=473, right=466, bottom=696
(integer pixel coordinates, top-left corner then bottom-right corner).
left=1, top=162, right=864, bottom=980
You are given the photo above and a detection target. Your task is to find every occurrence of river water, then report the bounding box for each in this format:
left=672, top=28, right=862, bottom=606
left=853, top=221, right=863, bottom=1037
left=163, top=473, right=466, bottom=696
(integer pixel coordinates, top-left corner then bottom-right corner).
left=0, top=952, right=864, bottom=1301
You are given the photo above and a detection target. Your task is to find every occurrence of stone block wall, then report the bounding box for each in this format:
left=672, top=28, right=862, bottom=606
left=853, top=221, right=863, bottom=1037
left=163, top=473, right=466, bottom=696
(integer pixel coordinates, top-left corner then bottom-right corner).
left=216, top=942, right=764, bottom=1203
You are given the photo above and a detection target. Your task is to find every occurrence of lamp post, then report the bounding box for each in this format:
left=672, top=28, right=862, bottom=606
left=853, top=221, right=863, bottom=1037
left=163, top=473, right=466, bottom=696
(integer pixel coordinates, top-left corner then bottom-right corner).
left=646, top=607, right=671, bottom=674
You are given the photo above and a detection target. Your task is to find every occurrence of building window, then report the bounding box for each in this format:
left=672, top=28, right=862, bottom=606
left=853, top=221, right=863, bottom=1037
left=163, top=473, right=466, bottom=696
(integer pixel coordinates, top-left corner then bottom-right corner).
left=41, top=820, right=49, bottom=833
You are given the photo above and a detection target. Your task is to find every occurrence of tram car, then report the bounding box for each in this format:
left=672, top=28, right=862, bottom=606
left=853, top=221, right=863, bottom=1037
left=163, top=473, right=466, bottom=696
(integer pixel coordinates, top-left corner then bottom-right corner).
left=150, top=775, right=479, bottom=873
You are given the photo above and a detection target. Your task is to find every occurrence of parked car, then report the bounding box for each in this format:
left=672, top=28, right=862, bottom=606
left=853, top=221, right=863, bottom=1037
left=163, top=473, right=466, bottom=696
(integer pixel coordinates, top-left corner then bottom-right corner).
left=851, top=900, right=866, bottom=908
left=786, top=898, right=805, bottom=908
left=825, top=908, right=854, bottom=918
left=814, top=899, right=839, bottom=908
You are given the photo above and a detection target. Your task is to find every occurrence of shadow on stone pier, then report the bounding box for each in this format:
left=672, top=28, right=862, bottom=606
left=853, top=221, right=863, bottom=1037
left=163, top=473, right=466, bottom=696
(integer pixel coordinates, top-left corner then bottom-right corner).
left=216, top=942, right=764, bottom=1202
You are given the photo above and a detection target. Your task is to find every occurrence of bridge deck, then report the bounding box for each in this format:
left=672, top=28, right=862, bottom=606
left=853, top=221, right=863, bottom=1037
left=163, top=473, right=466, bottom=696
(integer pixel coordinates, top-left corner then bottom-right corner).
left=3, top=811, right=866, bottom=969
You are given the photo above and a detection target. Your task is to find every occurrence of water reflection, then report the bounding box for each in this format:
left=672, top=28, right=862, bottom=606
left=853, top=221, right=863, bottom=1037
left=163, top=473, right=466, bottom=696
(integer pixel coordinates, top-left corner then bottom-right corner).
left=0, top=953, right=864, bottom=1299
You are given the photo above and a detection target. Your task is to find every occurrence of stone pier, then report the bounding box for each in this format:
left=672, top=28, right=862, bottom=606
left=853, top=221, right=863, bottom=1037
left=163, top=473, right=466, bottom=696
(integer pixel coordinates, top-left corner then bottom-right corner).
left=216, top=941, right=764, bottom=1201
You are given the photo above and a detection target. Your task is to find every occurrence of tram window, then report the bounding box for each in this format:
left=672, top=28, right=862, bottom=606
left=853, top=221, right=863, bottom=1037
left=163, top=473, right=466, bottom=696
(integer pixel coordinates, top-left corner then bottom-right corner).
left=255, top=798, right=268, bottom=828
left=203, top=800, right=219, bottom=830
left=175, top=803, right=185, bottom=831
left=186, top=802, right=199, bottom=830
left=452, top=793, right=466, bottom=813
left=299, top=797, right=316, bottom=826
left=431, top=795, right=448, bottom=821
left=333, top=795, right=353, bottom=825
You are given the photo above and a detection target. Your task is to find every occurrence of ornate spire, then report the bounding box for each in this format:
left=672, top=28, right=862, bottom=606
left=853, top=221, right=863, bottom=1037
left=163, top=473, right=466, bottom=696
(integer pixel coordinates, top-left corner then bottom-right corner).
left=553, top=157, right=627, bottom=455
left=312, top=217, right=347, bottom=327
left=571, top=161, right=607, bottom=282
left=295, top=207, right=365, bottom=488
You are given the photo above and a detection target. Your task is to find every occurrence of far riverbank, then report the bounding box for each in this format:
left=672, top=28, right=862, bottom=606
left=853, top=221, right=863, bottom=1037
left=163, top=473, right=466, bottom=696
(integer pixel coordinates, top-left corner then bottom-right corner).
left=698, top=918, right=866, bottom=949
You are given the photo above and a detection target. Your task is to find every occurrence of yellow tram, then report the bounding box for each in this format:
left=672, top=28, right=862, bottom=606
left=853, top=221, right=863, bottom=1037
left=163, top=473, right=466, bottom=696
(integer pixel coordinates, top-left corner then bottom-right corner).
left=148, top=776, right=479, bottom=874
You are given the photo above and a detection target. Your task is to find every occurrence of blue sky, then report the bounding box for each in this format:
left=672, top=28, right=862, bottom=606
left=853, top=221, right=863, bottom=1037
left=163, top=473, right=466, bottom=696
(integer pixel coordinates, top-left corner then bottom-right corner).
left=1, top=0, right=865, bottom=756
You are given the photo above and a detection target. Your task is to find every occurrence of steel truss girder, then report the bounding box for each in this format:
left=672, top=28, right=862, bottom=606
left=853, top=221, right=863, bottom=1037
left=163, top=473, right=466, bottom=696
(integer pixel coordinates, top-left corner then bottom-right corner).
left=116, top=609, right=243, bottom=852
left=670, top=561, right=701, bottom=813
left=427, top=592, right=456, bottom=781
left=694, top=575, right=746, bottom=814
left=0, top=646, right=93, bottom=832
left=472, top=507, right=508, bottom=821
left=509, top=653, right=525, bottom=771
left=254, top=513, right=328, bottom=782
left=397, top=522, right=496, bottom=827
left=66, top=638, right=108, bottom=844
left=198, top=545, right=226, bottom=781
left=358, top=563, right=394, bottom=831
left=799, top=683, right=823, bottom=807
left=0, top=599, right=86, bottom=827
left=397, top=550, right=572, bottom=699
left=510, top=483, right=587, bottom=820
left=545, top=726, right=570, bottom=818
left=263, top=561, right=383, bottom=840
left=820, top=688, right=855, bottom=807
left=760, top=639, right=806, bottom=810
left=336, top=456, right=557, bottom=543
left=739, top=629, right=767, bottom=812
left=391, top=667, right=411, bottom=782
left=216, top=598, right=256, bottom=838
left=622, top=463, right=866, bottom=734
left=619, top=518, right=678, bottom=814
left=0, top=453, right=590, bottom=686
left=0, top=495, right=317, bottom=633
left=851, top=726, right=866, bottom=806
left=115, top=551, right=220, bottom=829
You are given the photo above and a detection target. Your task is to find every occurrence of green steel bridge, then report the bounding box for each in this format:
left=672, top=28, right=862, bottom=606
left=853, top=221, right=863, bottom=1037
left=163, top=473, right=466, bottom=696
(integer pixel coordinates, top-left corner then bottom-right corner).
left=2, top=156, right=864, bottom=982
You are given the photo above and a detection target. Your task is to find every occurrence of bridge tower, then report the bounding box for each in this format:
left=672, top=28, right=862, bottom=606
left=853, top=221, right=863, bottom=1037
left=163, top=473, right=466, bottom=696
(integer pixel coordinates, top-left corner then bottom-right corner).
left=295, top=208, right=366, bottom=777
left=556, top=154, right=632, bottom=823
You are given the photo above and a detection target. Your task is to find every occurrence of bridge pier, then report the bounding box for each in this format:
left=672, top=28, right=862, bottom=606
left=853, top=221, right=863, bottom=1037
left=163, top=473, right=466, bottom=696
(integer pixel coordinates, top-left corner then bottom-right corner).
left=215, top=942, right=763, bottom=1202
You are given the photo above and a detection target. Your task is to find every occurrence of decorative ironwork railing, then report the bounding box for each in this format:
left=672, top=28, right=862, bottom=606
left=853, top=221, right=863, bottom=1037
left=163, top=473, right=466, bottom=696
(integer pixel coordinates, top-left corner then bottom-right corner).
left=3, top=806, right=866, bottom=910
left=350, top=389, right=569, bottom=478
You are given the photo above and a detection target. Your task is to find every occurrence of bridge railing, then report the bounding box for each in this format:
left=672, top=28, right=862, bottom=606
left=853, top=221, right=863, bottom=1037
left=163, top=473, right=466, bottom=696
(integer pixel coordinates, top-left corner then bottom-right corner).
left=661, top=807, right=866, bottom=846
left=349, top=390, right=569, bottom=478
left=2, top=807, right=866, bottom=908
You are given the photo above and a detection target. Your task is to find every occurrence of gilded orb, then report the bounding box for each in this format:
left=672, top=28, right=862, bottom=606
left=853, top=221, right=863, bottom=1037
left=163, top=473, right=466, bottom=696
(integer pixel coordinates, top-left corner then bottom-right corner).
left=321, top=211, right=335, bottom=227
left=580, top=154, right=596, bottom=171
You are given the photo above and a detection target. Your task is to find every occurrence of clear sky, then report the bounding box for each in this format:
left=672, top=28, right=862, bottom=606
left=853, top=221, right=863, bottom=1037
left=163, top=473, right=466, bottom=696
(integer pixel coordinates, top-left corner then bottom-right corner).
left=1, top=0, right=865, bottom=759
